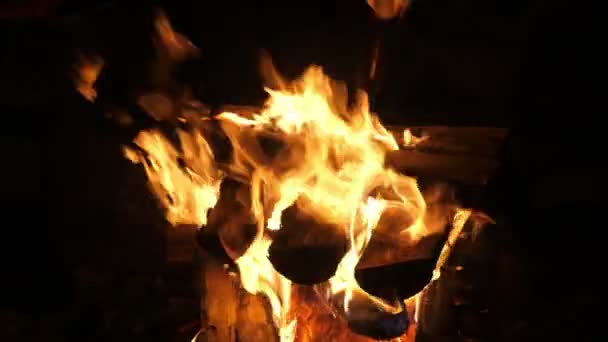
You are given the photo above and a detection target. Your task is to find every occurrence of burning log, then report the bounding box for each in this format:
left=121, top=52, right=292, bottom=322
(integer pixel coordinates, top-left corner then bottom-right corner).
left=118, top=51, right=502, bottom=341
left=353, top=183, right=455, bottom=300
left=323, top=287, right=409, bottom=340
left=386, top=150, right=500, bottom=185
left=355, top=258, right=436, bottom=301
left=415, top=211, right=492, bottom=340
left=236, top=294, right=278, bottom=342
left=268, top=205, right=348, bottom=285
left=195, top=179, right=257, bottom=263
left=386, top=125, right=507, bottom=185
left=197, top=246, right=239, bottom=341
left=197, top=236, right=277, bottom=342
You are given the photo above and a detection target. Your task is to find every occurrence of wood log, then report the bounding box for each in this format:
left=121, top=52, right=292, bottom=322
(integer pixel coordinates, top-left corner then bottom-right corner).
left=167, top=225, right=200, bottom=264
left=387, top=126, right=508, bottom=158
left=195, top=245, right=277, bottom=342
left=121, top=98, right=507, bottom=186
left=385, top=125, right=506, bottom=185
left=386, top=150, right=500, bottom=185
left=236, top=294, right=278, bottom=342
left=196, top=247, right=239, bottom=342
left=268, top=205, right=348, bottom=285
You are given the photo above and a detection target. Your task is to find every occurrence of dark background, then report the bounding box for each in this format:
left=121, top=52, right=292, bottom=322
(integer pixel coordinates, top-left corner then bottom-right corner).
left=0, top=0, right=603, bottom=341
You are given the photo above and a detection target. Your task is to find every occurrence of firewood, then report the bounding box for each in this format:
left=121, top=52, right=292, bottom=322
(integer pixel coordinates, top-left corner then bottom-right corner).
left=357, top=233, right=442, bottom=270
left=167, top=225, right=200, bottom=264
left=196, top=245, right=277, bottom=342
left=386, top=150, right=500, bottom=185
left=120, top=99, right=505, bottom=186
left=205, top=179, right=257, bottom=261
left=236, top=293, right=278, bottom=342
left=355, top=258, right=436, bottom=301
left=268, top=205, right=348, bottom=285
left=327, top=287, right=410, bottom=340
left=197, top=248, right=239, bottom=342
left=414, top=212, right=493, bottom=340
left=385, top=126, right=506, bottom=185
left=386, top=126, right=508, bottom=158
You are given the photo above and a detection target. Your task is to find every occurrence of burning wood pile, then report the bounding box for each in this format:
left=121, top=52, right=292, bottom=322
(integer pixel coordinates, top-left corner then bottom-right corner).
left=74, top=11, right=499, bottom=342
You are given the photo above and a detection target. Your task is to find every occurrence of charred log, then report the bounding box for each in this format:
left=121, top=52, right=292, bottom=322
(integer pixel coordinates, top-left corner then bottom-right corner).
left=202, top=179, right=257, bottom=262
left=347, top=309, right=409, bottom=341
left=269, top=205, right=348, bottom=285
left=355, top=258, right=435, bottom=302
left=328, top=288, right=409, bottom=340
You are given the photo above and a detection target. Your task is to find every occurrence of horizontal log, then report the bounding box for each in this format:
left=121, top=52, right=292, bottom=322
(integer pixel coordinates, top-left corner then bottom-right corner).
left=387, top=126, right=508, bottom=157
left=386, top=149, right=500, bottom=185
left=386, top=125, right=507, bottom=185
left=362, top=229, right=443, bottom=267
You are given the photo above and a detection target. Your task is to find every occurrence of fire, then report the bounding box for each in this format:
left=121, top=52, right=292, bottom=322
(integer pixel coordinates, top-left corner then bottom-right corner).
left=367, top=0, right=410, bottom=20
left=73, top=53, right=103, bottom=102
left=235, top=236, right=296, bottom=341
left=106, top=16, right=481, bottom=339
left=402, top=128, right=429, bottom=147
left=124, top=128, right=223, bottom=226
left=214, top=65, right=418, bottom=339
left=123, top=59, right=467, bottom=340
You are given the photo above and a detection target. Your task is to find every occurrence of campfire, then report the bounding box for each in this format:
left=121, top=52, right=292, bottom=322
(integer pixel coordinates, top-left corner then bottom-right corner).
left=74, top=10, right=494, bottom=342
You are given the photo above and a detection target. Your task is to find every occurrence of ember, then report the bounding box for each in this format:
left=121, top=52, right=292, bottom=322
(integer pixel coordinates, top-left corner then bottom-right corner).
left=74, top=11, right=491, bottom=342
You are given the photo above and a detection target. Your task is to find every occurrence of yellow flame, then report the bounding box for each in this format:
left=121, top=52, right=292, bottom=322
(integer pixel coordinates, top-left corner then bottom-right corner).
left=235, top=236, right=295, bottom=341
left=402, top=128, right=429, bottom=147
left=124, top=129, right=223, bottom=226
left=432, top=208, right=472, bottom=281
left=124, top=57, right=473, bottom=340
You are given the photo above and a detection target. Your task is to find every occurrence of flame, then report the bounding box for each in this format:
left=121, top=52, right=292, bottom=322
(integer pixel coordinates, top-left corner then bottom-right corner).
left=402, top=128, right=429, bottom=147
left=73, top=54, right=103, bottom=102
left=432, top=208, right=472, bottom=281
left=367, top=0, right=410, bottom=20
left=124, top=128, right=223, bottom=226
left=235, top=236, right=296, bottom=341
left=123, top=54, right=474, bottom=340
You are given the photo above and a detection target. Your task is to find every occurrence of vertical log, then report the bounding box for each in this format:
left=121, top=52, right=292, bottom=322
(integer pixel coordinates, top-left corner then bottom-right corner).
left=197, top=249, right=238, bottom=342
left=196, top=244, right=277, bottom=342
left=237, top=294, right=278, bottom=342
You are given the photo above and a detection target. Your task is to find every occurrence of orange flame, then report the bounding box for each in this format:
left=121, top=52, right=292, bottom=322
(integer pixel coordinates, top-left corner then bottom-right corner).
left=367, top=0, right=410, bottom=20
left=122, top=52, right=476, bottom=340
left=73, top=53, right=103, bottom=102
left=124, top=128, right=223, bottom=226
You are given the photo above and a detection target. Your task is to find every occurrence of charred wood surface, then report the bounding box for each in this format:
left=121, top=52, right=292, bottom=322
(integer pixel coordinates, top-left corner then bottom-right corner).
left=269, top=205, right=348, bottom=285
